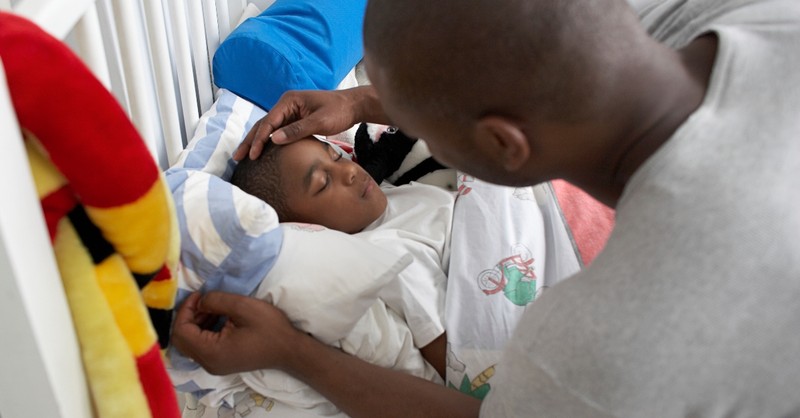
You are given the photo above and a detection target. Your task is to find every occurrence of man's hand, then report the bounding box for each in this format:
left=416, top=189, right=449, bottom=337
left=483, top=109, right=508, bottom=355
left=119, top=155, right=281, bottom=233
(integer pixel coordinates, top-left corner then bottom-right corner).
left=233, top=86, right=389, bottom=161
left=171, top=291, right=301, bottom=375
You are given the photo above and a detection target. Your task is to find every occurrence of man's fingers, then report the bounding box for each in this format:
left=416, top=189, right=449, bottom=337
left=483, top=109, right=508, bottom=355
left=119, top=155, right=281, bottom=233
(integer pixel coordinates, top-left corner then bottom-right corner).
left=247, top=136, right=267, bottom=160
left=171, top=292, right=207, bottom=357
left=233, top=119, right=259, bottom=161
left=197, top=291, right=253, bottom=323
left=248, top=116, right=282, bottom=160
left=234, top=118, right=273, bottom=161
left=232, top=140, right=249, bottom=161
left=173, top=292, right=202, bottom=327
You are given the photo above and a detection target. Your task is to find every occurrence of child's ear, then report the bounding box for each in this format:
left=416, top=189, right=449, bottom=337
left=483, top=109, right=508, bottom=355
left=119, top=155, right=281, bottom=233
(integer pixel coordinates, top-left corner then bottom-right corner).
left=475, top=116, right=530, bottom=172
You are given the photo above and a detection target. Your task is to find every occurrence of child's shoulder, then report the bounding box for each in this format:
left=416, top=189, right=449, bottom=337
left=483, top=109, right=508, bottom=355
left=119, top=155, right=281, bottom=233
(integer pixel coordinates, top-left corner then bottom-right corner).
left=380, top=182, right=456, bottom=227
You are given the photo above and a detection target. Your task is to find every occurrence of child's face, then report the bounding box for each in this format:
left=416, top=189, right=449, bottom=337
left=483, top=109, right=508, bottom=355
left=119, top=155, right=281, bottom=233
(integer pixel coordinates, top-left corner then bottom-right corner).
left=279, top=138, right=388, bottom=233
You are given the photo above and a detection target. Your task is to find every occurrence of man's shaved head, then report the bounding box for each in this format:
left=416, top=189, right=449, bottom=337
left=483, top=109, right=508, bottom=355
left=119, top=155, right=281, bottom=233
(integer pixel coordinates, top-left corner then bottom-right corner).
left=363, top=0, right=643, bottom=125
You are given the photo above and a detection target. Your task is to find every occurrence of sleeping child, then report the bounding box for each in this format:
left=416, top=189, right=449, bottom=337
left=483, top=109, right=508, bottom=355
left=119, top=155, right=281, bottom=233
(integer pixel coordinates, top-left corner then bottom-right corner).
left=230, top=132, right=454, bottom=379
left=168, top=128, right=455, bottom=414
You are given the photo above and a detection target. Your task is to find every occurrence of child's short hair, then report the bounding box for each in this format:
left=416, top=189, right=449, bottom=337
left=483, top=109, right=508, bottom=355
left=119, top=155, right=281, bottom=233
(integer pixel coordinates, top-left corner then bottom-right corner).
left=230, top=141, right=292, bottom=220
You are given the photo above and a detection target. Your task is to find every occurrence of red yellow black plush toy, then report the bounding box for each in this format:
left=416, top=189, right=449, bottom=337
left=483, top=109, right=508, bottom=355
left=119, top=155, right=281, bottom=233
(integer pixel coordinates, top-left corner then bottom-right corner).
left=0, top=12, right=179, bottom=418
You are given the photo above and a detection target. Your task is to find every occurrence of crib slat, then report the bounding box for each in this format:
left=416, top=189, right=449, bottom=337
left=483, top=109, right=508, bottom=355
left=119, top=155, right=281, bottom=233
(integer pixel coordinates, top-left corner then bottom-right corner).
left=186, top=0, right=214, bottom=113
left=110, top=0, right=160, bottom=158
left=201, top=0, right=221, bottom=69
left=95, top=0, right=132, bottom=116
left=166, top=0, right=200, bottom=139
left=202, top=0, right=221, bottom=99
left=74, top=3, right=111, bottom=89
left=141, top=0, right=185, bottom=165
left=215, top=0, right=232, bottom=43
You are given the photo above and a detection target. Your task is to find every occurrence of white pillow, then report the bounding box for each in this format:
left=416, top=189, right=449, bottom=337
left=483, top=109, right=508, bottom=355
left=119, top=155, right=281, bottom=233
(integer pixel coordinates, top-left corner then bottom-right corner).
left=254, top=224, right=412, bottom=344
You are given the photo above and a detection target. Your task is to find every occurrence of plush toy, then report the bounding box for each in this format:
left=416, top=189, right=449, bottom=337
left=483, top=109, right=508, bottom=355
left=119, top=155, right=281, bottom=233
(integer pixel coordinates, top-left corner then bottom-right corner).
left=354, top=122, right=455, bottom=189
left=0, top=12, right=180, bottom=418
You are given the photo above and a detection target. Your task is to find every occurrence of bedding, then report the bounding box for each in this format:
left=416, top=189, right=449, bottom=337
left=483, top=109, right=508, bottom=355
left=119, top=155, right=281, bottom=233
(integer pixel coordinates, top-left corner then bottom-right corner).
left=168, top=89, right=586, bottom=418
left=169, top=220, right=439, bottom=412
left=165, top=0, right=366, bottom=322
left=168, top=0, right=601, bottom=415
left=166, top=86, right=445, bottom=413
left=167, top=169, right=413, bottom=349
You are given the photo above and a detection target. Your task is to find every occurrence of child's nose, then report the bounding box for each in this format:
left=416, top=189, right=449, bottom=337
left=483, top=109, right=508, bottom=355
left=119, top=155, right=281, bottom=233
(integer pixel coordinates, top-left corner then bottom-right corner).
left=340, top=161, right=358, bottom=185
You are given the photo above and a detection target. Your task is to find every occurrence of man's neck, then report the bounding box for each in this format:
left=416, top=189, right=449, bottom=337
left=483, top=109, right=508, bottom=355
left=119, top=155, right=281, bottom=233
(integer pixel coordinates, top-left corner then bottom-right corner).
left=601, top=34, right=719, bottom=207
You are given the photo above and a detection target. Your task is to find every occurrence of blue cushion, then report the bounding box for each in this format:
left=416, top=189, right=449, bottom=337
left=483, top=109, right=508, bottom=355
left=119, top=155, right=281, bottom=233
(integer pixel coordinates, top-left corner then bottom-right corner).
left=212, top=0, right=366, bottom=110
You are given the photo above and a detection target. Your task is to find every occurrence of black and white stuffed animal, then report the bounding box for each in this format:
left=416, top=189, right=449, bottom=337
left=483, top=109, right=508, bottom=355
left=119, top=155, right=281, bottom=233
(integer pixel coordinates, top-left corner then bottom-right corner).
left=354, top=122, right=457, bottom=190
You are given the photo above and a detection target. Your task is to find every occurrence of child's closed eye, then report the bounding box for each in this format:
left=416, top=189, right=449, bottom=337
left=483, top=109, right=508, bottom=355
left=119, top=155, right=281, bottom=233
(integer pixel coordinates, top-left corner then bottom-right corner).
left=316, top=174, right=331, bottom=195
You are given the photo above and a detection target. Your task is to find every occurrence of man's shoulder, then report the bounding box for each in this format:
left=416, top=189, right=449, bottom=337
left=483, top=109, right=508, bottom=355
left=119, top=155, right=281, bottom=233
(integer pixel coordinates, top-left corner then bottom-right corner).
left=633, top=0, right=800, bottom=46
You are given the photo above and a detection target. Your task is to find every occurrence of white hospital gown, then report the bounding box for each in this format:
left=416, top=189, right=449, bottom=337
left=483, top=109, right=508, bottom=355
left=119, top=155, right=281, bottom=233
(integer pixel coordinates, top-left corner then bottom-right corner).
left=358, top=181, right=454, bottom=348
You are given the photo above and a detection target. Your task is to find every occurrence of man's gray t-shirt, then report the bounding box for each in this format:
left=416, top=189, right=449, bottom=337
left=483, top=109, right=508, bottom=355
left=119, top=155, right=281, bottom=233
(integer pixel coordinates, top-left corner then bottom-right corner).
left=482, top=0, right=800, bottom=416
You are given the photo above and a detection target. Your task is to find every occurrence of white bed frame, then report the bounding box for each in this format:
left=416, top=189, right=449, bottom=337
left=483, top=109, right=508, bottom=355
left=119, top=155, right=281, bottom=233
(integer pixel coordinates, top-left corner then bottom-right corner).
left=0, top=0, right=268, bottom=416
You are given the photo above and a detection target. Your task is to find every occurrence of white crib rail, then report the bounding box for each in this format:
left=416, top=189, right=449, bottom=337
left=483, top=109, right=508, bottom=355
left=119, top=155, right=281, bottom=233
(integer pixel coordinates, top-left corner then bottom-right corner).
left=0, top=59, right=93, bottom=418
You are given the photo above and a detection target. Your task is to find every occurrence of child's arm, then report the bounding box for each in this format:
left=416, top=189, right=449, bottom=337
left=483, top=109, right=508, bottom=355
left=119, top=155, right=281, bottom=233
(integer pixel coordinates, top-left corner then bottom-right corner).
left=420, top=332, right=447, bottom=379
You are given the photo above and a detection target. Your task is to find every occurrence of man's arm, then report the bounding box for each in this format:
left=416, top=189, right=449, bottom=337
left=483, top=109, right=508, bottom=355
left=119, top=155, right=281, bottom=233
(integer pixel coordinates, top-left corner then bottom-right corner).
left=290, top=330, right=479, bottom=418
left=171, top=292, right=481, bottom=418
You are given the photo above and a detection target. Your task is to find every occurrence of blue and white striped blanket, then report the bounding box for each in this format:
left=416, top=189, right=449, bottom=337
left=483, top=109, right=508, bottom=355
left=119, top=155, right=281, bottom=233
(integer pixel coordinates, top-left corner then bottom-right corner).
left=165, top=90, right=282, bottom=379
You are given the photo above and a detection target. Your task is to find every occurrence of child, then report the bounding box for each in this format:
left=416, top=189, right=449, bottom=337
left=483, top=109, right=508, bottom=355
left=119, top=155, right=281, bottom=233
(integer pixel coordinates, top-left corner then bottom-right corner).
left=231, top=135, right=453, bottom=377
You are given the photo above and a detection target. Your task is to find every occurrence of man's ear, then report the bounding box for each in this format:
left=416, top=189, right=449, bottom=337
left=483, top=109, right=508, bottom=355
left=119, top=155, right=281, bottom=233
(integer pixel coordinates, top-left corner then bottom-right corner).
left=475, top=116, right=530, bottom=172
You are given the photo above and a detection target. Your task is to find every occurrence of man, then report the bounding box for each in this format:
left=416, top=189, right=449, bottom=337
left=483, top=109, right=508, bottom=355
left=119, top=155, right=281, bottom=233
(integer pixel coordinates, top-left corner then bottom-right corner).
left=173, top=0, right=800, bottom=416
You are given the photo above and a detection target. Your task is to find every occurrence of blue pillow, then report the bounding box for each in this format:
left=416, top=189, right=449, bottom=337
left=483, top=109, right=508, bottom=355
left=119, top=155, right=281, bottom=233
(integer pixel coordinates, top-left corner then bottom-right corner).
left=212, top=0, right=366, bottom=110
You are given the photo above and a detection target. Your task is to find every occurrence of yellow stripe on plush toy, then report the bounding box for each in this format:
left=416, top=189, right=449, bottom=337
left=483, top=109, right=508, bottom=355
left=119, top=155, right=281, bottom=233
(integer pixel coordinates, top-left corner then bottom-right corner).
left=23, top=132, right=67, bottom=198
left=85, top=176, right=176, bottom=274
left=142, top=181, right=180, bottom=310
left=96, top=254, right=159, bottom=356
left=143, top=276, right=178, bottom=310
left=54, top=219, right=152, bottom=418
